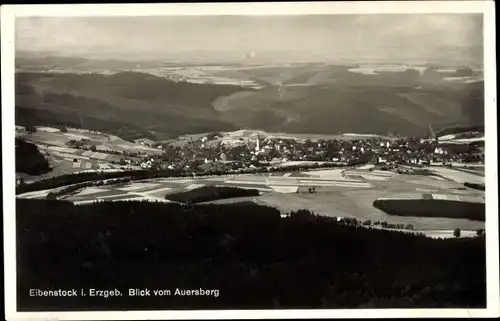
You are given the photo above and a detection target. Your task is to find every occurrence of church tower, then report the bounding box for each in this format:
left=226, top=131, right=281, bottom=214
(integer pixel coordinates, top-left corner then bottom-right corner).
left=255, top=134, right=260, bottom=151
left=429, top=123, right=436, bottom=141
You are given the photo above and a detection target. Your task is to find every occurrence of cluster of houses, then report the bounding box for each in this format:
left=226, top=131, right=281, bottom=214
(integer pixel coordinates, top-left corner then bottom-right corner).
left=66, top=131, right=484, bottom=173
left=128, top=132, right=484, bottom=173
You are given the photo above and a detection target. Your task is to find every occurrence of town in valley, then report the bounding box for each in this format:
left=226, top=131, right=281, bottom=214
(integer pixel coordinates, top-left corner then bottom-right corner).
left=11, top=11, right=490, bottom=311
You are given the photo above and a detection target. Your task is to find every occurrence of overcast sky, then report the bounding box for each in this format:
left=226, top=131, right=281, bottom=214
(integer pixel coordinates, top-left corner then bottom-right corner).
left=16, top=14, right=483, bottom=62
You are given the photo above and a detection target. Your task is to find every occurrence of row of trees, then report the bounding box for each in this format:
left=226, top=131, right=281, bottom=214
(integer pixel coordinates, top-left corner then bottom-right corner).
left=46, top=176, right=140, bottom=200
left=16, top=161, right=357, bottom=195
left=16, top=169, right=175, bottom=195
left=324, top=217, right=415, bottom=231
left=464, top=182, right=486, bottom=191
left=165, top=186, right=260, bottom=204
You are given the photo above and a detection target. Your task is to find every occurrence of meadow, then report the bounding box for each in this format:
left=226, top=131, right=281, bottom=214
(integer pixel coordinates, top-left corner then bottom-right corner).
left=16, top=126, right=161, bottom=182
left=18, top=166, right=486, bottom=234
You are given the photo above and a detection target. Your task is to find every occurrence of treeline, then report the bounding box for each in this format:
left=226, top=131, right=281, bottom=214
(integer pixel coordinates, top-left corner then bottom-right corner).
left=15, top=138, right=51, bottom=176
left=15, top=169, right=177, bottom=195
left=373, top=199, right=485, bottom=221
left=464, top=182, right=486, bottom=191
left=45, top=177, right=134, bottom=200
left=17, top=199, right=486, bottom=310
left=436, top=125, right=485, bottom=138
left=165, top=186, right=260, bottom=204
left=16, top=162, right=353, bottom=195
left=16, top=105, right=157, bottom=142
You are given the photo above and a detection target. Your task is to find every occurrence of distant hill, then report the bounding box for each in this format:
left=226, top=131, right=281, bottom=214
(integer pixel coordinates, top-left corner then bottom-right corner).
left=15, top=64, right=484, bottom=138
left=214, top=65, right=484, bottom=137
left=16, top=56, right=89, bottom=69
left=436, top=125, right=485, bottom=138
left=15, top=72, right=242, bottom=140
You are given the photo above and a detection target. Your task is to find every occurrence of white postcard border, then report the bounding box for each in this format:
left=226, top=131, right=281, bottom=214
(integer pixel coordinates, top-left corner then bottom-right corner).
left=2, top=1, right=498, bottom=320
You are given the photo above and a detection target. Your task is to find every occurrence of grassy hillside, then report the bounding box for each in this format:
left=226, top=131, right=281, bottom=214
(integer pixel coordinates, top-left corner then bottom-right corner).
left=17, top=199, right=485, bottom=310
left=15, top=65, right=484, bottom=138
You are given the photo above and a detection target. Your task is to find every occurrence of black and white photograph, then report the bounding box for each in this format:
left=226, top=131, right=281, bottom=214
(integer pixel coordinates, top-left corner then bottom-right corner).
left=2, top=1, right=499, bottom=320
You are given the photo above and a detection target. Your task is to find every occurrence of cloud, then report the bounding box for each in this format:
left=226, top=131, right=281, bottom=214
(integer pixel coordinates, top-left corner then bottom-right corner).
left=15, top=14, right=482, bottom=58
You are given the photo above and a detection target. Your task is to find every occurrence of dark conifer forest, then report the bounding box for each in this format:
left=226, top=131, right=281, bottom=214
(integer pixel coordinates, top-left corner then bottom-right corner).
left=165, top=186, right=260, bottom=203
left=15, top=138, right=51, bottom=175
left=17, top=199, right=486, bottom=311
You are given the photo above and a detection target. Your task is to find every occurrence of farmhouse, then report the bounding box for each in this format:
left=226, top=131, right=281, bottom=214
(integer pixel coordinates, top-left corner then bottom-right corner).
left=140, top=161, right=152, bottom=169
left=133, top=138, right=156, bottom=147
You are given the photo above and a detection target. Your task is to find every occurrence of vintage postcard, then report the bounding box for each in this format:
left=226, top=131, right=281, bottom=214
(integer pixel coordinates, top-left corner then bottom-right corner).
left=2, top=1, right=498, bottom=320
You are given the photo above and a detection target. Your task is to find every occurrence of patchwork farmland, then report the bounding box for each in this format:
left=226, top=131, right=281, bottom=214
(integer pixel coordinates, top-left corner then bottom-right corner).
left=17, top=165, right=486, bottom=237
left=15, top=126, right=162, bottom=181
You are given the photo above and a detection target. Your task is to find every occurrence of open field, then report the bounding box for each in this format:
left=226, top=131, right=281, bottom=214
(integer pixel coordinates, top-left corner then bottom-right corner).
left=23, top=127, right=161, bottom=154
left=16, top=126, right=158, bottom=181
left=418, top=230, right=478, bottom=239
left=430, top=167, right=485, bottom=184
left=18, top=165, right=485, bottom=233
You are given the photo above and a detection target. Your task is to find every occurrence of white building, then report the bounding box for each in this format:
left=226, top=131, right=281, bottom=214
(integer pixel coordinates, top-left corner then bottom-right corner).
left=133, top=138, right=155, bottom=147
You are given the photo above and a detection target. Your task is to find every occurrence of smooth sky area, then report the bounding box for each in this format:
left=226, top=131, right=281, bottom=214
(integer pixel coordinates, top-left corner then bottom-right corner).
left=16, top=14, right=483, bottom=63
